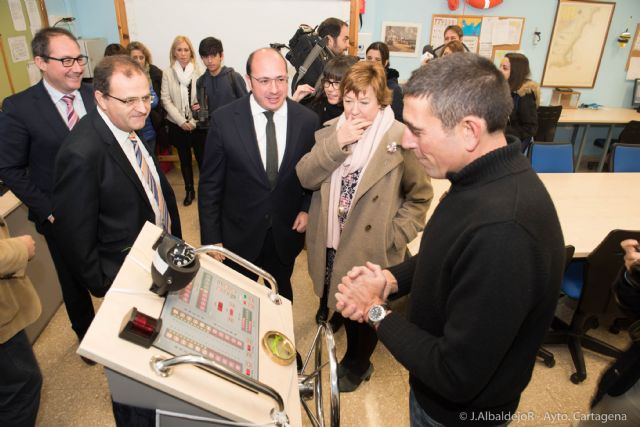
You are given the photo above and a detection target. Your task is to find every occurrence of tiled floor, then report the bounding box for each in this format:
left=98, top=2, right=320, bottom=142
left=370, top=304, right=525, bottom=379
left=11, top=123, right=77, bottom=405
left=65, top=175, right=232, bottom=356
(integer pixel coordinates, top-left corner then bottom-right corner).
left=32, top=168, right=631, bottom=426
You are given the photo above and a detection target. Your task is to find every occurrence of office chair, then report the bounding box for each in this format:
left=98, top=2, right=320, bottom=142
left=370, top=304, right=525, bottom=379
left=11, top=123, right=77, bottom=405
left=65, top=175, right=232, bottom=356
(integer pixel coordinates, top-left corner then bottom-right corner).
left=534, top=105, right=563, bottom=142
left=538, top=245, right=575, bottom=368
left=543, top=229, right=640, bottom=384
left=529, top=142, right=574, bottom=173
left=592, top=121, right=640, bottom=169
left=610, top=143, right=640, bottom=172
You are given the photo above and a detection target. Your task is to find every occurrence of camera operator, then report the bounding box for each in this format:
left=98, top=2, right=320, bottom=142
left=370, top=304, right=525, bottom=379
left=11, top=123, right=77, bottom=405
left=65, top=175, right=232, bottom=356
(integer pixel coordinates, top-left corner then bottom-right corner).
left=579, top=239, right=640, bottom=426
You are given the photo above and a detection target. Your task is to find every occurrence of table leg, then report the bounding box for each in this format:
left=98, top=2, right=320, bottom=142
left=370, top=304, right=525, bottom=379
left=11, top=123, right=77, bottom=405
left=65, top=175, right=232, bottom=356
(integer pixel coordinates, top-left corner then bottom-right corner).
left=574, top=124, right=590, bottom=172
left=597, top=125, right=615, bottom=172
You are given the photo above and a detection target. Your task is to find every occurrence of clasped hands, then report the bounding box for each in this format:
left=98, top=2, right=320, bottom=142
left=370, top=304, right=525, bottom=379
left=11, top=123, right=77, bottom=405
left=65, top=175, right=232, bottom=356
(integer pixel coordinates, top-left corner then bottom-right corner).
left=335, top=262, right=397, bottom=322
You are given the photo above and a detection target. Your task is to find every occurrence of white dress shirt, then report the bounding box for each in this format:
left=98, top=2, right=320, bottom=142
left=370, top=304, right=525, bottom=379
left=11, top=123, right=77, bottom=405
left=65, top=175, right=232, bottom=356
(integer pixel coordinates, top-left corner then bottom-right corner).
left=97, top=108, right=162, bottom=227
left=42, top=77, right=87, bottom=126
left=249, top=95, right=287, bottom=170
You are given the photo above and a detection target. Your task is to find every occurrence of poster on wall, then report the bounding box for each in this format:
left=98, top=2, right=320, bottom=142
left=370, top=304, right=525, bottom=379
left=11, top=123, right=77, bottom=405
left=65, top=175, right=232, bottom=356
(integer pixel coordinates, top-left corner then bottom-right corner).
left=541, top=0, right=615, bottom=88
left=381, top=22, right=422, bottom=57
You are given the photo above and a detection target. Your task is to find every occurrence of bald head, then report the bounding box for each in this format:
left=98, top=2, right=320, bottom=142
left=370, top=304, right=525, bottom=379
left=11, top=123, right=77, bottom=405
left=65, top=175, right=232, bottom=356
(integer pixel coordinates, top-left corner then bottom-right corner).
left=246, top=48, right=287, bottom=76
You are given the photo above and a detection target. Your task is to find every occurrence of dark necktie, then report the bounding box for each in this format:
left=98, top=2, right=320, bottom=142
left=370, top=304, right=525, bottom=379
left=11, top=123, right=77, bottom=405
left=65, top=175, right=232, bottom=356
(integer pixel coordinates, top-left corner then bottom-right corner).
left=263, top=111, right=278, bottom=189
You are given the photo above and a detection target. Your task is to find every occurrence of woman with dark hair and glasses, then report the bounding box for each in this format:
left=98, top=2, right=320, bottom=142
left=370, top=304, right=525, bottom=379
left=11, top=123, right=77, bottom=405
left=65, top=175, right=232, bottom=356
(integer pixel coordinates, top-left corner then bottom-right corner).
left=366, top=42, right=403, bottom=122
left=499, top=52, right=540, bottom=153
left=293, top=56, right=359, bottom=124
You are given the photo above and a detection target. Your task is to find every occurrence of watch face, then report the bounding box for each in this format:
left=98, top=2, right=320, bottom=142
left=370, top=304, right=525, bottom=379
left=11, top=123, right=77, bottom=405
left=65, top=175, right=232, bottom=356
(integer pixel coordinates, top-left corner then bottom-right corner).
left=369, top=305, right=385, bottom=322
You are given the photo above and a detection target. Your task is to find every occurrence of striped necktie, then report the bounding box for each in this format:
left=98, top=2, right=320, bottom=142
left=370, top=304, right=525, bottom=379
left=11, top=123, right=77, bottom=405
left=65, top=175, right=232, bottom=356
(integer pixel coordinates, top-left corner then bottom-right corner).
left=62, top=94, right=79, bottom=129
left=128, top=133, right=171, bottom=232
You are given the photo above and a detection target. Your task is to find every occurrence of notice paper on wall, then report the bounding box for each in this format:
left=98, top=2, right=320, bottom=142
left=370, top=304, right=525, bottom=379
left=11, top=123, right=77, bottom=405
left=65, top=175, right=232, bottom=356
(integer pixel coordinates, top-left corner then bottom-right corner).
left=8, top=0, right=27, bottom=31
left=8, top=36, right=30, bottom=63
left=24, top=0, right=42, bottom=31
left=627, top=57, right=640, bottom=80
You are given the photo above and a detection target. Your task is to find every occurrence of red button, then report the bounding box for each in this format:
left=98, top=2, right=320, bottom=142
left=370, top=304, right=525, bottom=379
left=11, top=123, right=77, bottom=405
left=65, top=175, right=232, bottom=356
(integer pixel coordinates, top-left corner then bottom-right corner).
left=217, top=302, right=223, bottom=311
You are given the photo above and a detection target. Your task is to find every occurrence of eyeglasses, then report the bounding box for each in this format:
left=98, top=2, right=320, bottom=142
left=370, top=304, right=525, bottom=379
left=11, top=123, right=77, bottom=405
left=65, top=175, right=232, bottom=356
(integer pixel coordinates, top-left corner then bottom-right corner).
left=42, top=55, right=88, bottom=67
left=322, top=79, right=341, bottom=90
left=250, top=75, right=288, bottom=87
left=105, top=93, right=154, bottom=107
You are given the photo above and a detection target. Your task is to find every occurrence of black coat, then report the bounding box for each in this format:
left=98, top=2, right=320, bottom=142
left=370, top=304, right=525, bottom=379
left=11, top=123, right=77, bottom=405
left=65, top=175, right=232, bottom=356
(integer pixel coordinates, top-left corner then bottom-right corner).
left=52, top=109, right=181, bottom=297
left=198, top=97, right=319, bottom=264
left=505, top=80, right=539, bottom=148
left=0, top=81, right=95, bottom=229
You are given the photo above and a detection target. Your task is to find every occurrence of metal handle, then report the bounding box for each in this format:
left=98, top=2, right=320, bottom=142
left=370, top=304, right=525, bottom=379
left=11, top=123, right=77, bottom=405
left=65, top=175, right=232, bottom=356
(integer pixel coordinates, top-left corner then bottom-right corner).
left=150, top=354, right=289, bottom=425
left=195, top=245, right=281, bottom=304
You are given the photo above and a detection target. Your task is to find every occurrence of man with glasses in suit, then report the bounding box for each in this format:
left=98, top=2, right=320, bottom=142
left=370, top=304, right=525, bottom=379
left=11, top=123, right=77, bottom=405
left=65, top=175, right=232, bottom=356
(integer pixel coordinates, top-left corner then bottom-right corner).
left=199, top=47, right=319, bottom=303
left=0, top=28, right=96, bottom=356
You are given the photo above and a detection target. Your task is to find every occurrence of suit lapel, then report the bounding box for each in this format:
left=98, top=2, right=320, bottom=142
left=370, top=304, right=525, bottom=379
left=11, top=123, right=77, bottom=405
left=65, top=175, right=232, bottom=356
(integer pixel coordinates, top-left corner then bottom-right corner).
left=234, top=98, right=270, bottom=186
left=351, top=127, right=403, bottom=207
left=33, top=81, right=70, bottom=142
left=92, top=112, right=153, bottom=211
left=278, top=99, right=300, bottom=180
left=79, top=83, right=95, bottom=111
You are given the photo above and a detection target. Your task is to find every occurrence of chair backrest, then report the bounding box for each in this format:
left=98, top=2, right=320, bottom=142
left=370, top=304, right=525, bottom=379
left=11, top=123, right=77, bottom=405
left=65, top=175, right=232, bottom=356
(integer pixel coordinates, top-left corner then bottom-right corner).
left=529, top=142, right=574, bottom=173
left=580, top=230, right=640, bottom=315
left=534, top=105, right=563, bottom=142
left=618, top=120, right=640, bottom=145
left=610, top=143, right=640, bottom=172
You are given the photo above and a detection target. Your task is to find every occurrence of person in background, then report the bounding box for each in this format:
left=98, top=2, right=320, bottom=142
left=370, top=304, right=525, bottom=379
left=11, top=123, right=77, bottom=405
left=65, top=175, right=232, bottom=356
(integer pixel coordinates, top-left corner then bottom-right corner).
left=0, top=220, right=42, bottom=427
left=441, top=40, right=466, bottom=56
left=0, top=28, right=96, bottom=353
left=579, top=239, right=640, bottom=426
left=128, top=41, right=162, bottom=151
left=433, top=24, right=468, bottom=57
left=293, top=55, right=359, bottom=125
left=335, top=53, right=564, bottom=425
left=296, top=61, right=432, bottom=392
left=500, top=52, right=539, bottom=153
left=104, top=43, right=126, bottom=56
left=366, top=42, right=403, bottom=121
left=161, top=35, right=205, bottom=206
left=194, top=36, right=247, bottom=129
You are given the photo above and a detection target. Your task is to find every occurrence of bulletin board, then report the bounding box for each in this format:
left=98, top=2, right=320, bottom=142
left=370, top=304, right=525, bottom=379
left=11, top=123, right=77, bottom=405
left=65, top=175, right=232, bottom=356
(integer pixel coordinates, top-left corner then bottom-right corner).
left=429, top=14, right=525, bottom=60
left=0, top=0, right=45, bottom=105
left=626, top=24, right=640, bottom=80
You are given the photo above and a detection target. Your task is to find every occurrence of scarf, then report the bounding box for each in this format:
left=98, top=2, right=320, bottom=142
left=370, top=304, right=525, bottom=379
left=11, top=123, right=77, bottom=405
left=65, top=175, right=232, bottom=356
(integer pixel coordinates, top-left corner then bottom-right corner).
left=326, top=105, right=395, bottom=249
left=172, top=61, right=194, bottom=117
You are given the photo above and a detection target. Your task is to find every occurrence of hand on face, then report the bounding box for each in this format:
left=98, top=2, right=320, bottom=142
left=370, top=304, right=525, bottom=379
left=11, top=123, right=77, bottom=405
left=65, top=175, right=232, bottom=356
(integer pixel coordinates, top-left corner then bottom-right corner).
left=621, top=239, right=640, bottom=272
left=336, top=116, right=372, bottom=148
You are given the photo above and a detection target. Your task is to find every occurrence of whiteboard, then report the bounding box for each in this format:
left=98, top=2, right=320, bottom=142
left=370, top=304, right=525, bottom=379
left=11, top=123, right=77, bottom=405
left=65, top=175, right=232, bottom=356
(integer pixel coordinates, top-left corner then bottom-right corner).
left=125, top=0, right=350, bottom=78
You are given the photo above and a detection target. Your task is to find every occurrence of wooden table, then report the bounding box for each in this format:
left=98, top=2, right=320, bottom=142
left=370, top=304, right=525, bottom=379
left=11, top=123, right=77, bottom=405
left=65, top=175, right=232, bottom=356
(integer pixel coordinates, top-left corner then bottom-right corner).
left=409, top=173, right=640, bottom=258
left=558, top=107, right=640, bottom=172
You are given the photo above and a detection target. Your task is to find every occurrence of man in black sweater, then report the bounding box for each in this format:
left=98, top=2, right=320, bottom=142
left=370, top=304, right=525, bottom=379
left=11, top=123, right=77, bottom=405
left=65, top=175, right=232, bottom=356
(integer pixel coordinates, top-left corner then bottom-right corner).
left=335, top=53, right=565, bottom=426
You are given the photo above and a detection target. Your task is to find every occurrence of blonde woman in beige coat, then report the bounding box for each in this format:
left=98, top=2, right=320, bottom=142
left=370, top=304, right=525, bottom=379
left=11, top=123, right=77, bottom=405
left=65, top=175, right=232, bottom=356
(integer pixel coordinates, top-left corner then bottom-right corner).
left=296, top=61, right=433, bottom=392
left=0, top=216, right=42, bottom=425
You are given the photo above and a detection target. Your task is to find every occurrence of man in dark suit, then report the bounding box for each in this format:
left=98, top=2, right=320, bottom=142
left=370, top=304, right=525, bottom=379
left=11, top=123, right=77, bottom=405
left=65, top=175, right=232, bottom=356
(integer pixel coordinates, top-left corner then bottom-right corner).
left=0, top=28, right=96, bottom=347
left=53, top=55, right=181, bottom=300
left=199, top=48, right=319, bottom=302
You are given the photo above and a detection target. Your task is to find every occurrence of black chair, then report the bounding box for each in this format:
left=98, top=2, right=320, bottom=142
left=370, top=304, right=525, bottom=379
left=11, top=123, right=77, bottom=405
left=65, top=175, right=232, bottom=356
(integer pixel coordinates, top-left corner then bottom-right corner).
left=543, top=230, right=640, bottom=384
left=534, top=105, right=563, bottom=142
left=538, top=245, right=575, bottom=368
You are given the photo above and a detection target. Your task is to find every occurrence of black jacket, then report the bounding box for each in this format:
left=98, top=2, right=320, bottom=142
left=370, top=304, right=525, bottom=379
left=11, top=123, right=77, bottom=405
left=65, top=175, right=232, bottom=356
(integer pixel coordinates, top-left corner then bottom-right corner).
left=386, top=67, right=404, bottom=122
left=505, top=80, right=539, bottom=149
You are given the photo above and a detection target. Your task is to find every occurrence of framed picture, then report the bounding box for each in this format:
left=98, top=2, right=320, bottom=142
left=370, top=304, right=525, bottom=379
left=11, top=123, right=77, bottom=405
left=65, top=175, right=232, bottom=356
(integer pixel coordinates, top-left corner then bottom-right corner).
left=541, top=0, right=615, bottom=88
left=381, top=22, right=422, bottom=57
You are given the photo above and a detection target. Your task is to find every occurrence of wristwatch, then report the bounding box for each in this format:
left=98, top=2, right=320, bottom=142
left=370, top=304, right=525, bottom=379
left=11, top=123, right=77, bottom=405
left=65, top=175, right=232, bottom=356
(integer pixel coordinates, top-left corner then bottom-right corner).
left=367, top=303, right=390, bottom=328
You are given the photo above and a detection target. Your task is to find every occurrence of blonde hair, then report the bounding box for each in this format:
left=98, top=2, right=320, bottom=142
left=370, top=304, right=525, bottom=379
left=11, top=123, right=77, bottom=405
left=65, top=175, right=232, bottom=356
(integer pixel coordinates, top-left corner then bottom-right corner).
left=127, top=41, right=153, bottom=65
left=341, top=61, right=392, bottom=107
left=169, top=35, right=195, bottom=66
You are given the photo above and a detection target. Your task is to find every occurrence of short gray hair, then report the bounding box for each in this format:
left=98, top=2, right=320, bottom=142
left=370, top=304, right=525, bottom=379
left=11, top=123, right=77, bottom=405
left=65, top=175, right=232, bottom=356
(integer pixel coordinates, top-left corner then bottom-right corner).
left=404, top=53, right=512, bottom=133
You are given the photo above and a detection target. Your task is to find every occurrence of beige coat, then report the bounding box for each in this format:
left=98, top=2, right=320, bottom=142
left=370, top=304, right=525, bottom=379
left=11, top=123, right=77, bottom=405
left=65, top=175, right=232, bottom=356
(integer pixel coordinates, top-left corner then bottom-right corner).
left=0, top=216, right=41, bottom=344
left=297, top=120, right=433, bottom=307
left=161, top=62, right=205, bottom=127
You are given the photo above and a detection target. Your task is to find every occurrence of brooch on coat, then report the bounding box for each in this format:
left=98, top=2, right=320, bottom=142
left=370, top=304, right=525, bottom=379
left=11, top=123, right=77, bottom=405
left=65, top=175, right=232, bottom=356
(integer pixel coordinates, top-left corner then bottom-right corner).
left=386, top=142, right=398, bottom=153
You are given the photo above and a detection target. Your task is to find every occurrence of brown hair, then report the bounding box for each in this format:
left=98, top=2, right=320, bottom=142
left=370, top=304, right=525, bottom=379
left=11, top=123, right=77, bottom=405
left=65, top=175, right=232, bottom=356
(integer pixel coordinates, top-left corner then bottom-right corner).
left=341, top=61, right=392, bottom=107
left=504, top=52, right=531, bottom=92
left=127, top=41, right=153, bottom=65
left=443, top=40, right=466, bottom=55
left=93, top=55, right=145, bottom=94
left=169, top=35, right=195, bottom=66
